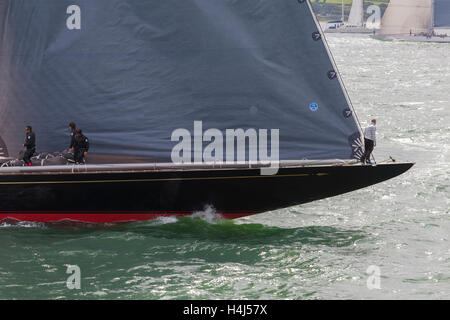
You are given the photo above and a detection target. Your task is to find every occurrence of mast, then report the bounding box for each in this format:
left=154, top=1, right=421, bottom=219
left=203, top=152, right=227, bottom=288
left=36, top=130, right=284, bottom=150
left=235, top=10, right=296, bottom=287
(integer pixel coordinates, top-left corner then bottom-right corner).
left=430, top=0, right=435, bottom=33
left=342, top=0, right=345, bottom=22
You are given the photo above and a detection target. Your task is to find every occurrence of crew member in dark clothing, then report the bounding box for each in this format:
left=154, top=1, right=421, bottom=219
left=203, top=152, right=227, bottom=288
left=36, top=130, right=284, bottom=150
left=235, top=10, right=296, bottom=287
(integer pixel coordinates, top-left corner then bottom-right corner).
left=68, top=122, right=76, bottom=150
left=23, top=126, right=36, bottom=166
left=70, top=129, right=89, bottom=164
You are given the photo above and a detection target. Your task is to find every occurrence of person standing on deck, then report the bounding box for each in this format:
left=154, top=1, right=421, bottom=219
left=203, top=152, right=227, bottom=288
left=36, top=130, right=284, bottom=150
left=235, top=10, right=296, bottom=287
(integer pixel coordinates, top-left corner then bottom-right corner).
left=362, top=119, right=376, bottom=164
left=70, top=129, right=90, bottom=164
left=68, top=122, right=77, bottom=151
left=22, top=125, right=36, bottom=166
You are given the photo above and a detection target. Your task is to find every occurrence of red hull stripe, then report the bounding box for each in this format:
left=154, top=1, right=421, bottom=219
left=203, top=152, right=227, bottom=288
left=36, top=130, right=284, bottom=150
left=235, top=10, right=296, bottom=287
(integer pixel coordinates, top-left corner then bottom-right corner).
left=0, top=212, right=259, bottom=223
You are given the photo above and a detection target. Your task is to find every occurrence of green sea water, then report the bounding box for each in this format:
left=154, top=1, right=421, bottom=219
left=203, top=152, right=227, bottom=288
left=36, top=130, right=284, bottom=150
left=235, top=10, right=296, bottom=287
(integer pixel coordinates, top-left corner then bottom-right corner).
left=1, top=34, right=449, bottom=300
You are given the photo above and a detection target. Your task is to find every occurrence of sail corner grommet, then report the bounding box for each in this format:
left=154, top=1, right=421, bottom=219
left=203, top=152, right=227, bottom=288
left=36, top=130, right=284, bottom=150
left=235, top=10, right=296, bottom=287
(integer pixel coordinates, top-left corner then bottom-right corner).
left=343, top=108, right=353, bottom=118
left=312, top=31, right=321, bottom=41
left=327, top=70, right=337, bottom=80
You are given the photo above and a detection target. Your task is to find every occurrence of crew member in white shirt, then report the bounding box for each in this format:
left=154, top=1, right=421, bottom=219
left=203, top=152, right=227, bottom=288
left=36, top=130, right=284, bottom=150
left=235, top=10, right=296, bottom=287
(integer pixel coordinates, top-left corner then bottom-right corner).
left=362, top=119, right=376, bottom=164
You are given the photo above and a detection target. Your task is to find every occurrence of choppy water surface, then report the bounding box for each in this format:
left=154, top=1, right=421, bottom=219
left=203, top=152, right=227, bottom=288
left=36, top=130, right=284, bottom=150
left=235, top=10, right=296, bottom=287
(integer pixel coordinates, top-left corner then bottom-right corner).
left=0, top=34, right=449, bottom=299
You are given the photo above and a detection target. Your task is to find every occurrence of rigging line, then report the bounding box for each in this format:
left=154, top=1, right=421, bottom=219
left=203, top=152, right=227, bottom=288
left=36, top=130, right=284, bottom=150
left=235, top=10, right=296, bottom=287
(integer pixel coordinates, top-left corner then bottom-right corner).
left=431, top=0, right=435, bottom=30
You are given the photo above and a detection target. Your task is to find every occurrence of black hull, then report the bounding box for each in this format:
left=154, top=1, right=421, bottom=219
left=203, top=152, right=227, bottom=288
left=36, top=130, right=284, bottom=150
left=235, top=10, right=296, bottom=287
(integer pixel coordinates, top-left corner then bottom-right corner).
left=0, top=163, right=413, bottom=223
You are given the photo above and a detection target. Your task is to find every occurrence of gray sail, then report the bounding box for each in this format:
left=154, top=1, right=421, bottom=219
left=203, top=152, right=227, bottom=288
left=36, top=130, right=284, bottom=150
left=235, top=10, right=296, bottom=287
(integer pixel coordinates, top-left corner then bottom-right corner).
left=434, top=0, right=450, bottom=28
left=0, top=0, right=362, bottom=163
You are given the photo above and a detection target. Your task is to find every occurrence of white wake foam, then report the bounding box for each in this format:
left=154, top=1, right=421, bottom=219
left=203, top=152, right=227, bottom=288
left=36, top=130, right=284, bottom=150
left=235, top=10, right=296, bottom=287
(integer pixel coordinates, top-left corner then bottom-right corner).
left=190, top=205, right=223, bottom=224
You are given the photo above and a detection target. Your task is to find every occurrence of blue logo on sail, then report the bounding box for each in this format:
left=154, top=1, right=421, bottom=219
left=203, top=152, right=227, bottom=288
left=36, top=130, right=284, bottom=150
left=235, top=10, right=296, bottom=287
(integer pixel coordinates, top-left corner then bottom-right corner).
left=309, top=103, right=319, bottom=112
